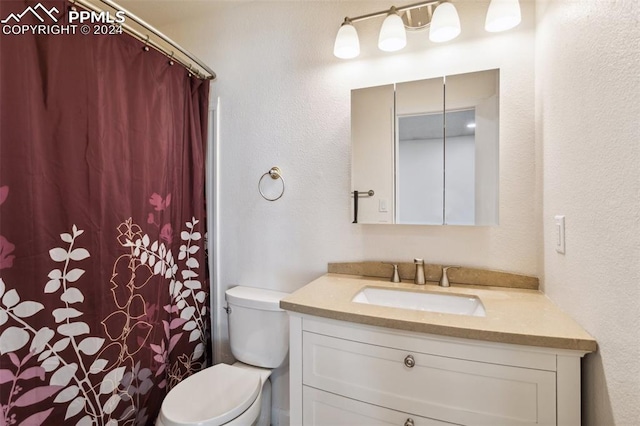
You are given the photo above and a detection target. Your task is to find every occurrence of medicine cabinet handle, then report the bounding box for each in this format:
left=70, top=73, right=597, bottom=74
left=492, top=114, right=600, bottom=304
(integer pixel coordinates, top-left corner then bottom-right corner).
left=404, top=418, right=414, bottom=426
left=404, top=354, right=415, bottom=368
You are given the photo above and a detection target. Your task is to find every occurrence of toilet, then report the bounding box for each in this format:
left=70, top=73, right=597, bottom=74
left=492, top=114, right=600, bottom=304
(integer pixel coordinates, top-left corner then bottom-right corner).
left=157, top=286, right=290, bottom=426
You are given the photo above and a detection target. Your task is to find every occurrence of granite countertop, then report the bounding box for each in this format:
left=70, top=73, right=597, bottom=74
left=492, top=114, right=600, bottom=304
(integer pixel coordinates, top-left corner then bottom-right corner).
left=280, top=273, right=597, bottom=352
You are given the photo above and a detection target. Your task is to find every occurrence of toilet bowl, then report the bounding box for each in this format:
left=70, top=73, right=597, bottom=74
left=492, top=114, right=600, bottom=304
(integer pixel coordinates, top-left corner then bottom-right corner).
left=156, top=286, right=289, bottom=426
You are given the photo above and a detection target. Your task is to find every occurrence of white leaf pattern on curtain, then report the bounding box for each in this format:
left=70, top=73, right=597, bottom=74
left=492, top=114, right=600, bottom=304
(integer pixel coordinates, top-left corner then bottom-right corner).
left=1, top=217, right=209, bottom=424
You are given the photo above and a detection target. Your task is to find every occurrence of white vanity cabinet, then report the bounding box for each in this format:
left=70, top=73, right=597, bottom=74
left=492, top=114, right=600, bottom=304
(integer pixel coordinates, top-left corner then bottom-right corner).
left=289, top=315, right=586, bottom=426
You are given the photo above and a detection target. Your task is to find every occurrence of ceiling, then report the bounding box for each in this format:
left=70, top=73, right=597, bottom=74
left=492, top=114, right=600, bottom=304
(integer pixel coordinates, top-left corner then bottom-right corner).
left=114, top=0, right=220, bottom=28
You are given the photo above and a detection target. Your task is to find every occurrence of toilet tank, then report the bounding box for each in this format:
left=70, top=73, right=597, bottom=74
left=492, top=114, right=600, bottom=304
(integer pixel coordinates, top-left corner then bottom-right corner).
left=225, top=286, right=290, bottom=369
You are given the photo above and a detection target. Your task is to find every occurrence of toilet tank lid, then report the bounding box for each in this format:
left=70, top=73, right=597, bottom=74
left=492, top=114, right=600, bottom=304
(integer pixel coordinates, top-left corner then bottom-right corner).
left=225, top=286, right=290, bottom=311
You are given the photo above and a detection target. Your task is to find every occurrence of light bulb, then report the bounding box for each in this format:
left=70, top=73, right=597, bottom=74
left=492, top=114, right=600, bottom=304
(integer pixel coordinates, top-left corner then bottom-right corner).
left=485, top=0, right=521, bottom=32
left=378, top=9, right=407, bottom=52
left=334, top=20, right=360, bottom=59
left=429, top=2, right=461, bottom=43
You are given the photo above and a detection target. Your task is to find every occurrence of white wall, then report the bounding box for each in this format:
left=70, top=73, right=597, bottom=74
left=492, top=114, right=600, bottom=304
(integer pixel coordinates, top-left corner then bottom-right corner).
left=535, top=1, right=640, bottom=424
left=160, top=0, right=538, bottom=421
left=161, top=0, right=538, bottom=279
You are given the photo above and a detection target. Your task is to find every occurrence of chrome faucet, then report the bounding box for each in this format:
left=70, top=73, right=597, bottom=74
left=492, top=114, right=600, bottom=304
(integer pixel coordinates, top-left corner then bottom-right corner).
left=414, top=258, right=426, bottom=285
left=440, top=266, right=457, bottom=287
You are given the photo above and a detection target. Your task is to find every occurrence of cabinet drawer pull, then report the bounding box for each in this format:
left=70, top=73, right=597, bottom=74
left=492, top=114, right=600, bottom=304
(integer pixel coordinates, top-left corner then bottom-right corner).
left=404, top=354, right=415, bottom=368
left=404, top=418, right=414, bottom=426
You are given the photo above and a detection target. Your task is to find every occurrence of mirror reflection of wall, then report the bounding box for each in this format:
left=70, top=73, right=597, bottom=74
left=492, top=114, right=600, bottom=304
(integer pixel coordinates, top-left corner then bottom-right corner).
left=446, top=70, right=499, bottom=226
left=443, top=109, right=476, bottom=225
left=398, top=109, right=477, bottom=225
left=397, top=113, right=445, bottom=224
left=351, top=69, right=499, bottom=226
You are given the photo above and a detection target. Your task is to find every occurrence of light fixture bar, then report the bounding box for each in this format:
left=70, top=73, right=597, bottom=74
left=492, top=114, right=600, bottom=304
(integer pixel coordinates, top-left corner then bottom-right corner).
left=346, top=0, right=440, bottom=24
left=334, top=0, right=522, bottom=59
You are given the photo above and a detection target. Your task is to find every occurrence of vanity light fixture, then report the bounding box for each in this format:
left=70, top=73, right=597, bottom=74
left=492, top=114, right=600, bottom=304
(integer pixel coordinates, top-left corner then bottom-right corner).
left=485, top=0, right=521, bottom=32
left=334, top=0, right=522, bottom=59
left=428, top=1, right=461, bottom=43
left=378, top=7, right=407, bottom=52
left=466, top=122, right=476, bottom=129
left=334, top=19, right=360, bottom=59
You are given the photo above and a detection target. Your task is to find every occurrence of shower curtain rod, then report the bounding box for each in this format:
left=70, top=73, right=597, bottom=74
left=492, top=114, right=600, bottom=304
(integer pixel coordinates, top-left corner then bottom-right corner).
left=70, top=0, right=216, bottom=80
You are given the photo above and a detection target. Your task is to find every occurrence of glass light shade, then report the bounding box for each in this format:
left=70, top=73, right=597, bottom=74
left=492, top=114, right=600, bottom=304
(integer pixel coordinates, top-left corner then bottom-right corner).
left=334, top=22, right=360, bottom=59
left=429, top=2, right=461, bottom=43
left=485, top=0, right=521, bottom=32
left=378, top=12, right=407, bottom=52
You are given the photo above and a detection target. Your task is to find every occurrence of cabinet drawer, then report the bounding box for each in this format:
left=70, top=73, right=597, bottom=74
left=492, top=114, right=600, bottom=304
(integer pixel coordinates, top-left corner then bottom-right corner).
left=303, top=386, right=456, bottom=426
left=303, top=331, right=556, bottom=425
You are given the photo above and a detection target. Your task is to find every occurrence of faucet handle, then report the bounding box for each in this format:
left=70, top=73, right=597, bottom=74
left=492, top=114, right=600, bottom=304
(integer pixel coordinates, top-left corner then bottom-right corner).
left=440, top=265, right=459, bottom=287
left=383, top=262, right=401, bottom=283
left=413, top=258, right=426, bottom=285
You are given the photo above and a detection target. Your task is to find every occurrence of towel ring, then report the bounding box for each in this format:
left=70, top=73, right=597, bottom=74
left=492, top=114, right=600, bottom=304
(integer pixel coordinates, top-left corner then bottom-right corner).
left=259, top=166, right=285, bottom=201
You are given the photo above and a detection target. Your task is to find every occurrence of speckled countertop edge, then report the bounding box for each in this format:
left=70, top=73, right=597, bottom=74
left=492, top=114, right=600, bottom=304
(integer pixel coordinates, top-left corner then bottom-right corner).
left=280, top=274, right=597, bottom=352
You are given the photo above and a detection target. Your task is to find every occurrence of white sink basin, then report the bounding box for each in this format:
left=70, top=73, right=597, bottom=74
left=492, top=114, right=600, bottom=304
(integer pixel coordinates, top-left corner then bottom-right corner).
left=352, top=287, right=486, bottom=317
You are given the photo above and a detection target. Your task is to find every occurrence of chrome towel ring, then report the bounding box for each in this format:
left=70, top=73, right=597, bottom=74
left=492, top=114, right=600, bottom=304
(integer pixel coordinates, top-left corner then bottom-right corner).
left=258, top=166, right=285, bottom=201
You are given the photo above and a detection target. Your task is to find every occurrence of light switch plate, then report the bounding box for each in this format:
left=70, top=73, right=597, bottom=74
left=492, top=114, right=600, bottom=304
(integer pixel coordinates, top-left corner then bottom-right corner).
left=554, top=215, right=566, bottom=254
left=378, top=199, right=388, bottom=213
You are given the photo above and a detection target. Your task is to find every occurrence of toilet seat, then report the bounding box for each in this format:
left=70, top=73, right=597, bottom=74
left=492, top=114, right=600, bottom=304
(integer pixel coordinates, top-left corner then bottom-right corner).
left=158, top=364, right=262, bottom=426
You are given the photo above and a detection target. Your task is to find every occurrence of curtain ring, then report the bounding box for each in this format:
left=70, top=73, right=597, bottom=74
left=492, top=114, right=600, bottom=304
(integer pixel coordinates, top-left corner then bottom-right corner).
left=258, top=167, right=285, bottom=201
left=168, top=51, right=175, bottom=66
left=142, top=35, right=150, bottom=52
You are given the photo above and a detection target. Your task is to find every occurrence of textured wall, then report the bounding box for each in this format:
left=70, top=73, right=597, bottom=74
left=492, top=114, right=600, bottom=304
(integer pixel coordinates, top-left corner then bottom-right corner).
left=162, top=0, right=538, bottom=293
left=160, top=1, right=538, bottom=422
left=535, top=0, right=640, bottom=424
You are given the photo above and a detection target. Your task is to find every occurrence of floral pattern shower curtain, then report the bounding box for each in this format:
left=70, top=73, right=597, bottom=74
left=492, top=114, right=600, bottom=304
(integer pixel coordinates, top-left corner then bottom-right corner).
left=0, top=1, right=210, bottom=424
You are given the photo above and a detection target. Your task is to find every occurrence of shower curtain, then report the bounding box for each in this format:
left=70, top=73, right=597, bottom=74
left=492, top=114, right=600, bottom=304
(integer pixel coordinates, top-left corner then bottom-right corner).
left=0, top=1, right=210, bottom=424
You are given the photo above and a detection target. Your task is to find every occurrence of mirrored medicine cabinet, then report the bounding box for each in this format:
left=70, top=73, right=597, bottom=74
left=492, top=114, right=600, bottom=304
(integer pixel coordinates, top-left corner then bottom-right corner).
left=351, top=69, right=499, bottom=225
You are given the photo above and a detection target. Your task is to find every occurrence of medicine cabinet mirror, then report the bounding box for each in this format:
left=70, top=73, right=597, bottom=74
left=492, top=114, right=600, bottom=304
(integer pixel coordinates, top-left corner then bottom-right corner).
left=351, top=69, right=499, bottom=225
